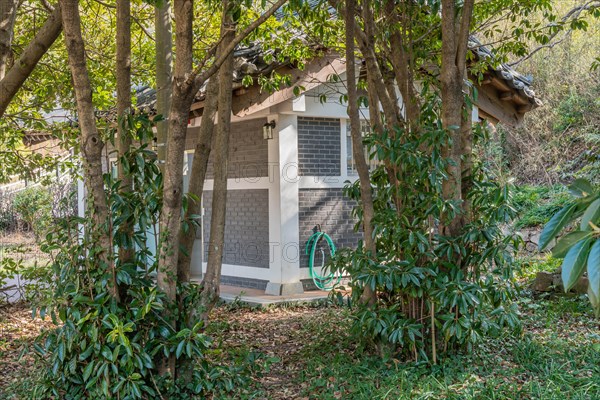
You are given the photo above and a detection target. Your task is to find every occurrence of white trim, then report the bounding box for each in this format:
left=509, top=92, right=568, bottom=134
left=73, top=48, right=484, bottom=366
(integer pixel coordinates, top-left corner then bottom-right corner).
left=339, top=119, right=348, bottom=178
left=198, top=263, right=316, bottom=281
left=275, top=114, right=301, bottom=284
left=267, top=113, right=282, bottom=280
left=472, top=105, right=479, bottom=122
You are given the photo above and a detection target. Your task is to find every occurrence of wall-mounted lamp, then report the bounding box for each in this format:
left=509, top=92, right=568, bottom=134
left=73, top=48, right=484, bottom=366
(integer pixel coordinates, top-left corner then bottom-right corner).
left=263, top=120, right=276, bottom=140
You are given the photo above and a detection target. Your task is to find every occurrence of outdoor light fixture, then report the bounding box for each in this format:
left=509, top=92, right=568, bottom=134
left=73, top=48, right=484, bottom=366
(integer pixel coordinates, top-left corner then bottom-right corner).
left=263, top=120, right=276, bottom=140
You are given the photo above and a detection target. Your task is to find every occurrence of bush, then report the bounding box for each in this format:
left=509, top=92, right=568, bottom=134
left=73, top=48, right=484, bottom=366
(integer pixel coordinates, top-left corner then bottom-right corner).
left=330, top=112, right=521, bottom=362
left=12, top=187, right=53, bottom=239
left=30, top=117, right=252, bottom=399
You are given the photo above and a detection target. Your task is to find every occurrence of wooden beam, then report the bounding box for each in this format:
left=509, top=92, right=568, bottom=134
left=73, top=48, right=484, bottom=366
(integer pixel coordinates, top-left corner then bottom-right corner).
left=476, top=85, right=522, bottom=127
left=490, top=76, right=512, bottom=92
left=518, top=104, right=533, bottom=114
left=231, top=55, right=346, bottom=117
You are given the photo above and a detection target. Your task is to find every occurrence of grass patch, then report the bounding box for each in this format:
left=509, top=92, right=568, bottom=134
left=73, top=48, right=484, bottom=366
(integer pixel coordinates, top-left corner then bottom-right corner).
left=513, top=185, right=571, bottom=229
left=514, top=255, right=562, bottom=282
left=281, top=297, right=599, bottom=400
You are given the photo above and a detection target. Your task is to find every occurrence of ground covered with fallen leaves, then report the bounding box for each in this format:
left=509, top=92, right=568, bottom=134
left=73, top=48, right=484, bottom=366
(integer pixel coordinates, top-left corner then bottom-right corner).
left=1, top=293, right=599, bottom=399
left=0, top=303, right=54, bottom=397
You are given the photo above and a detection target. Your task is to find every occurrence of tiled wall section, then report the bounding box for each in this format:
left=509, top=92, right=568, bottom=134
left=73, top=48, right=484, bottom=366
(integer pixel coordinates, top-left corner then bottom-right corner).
left=221, top=275, right=269, bottom=290
left=186, top=118, right=268, bottom=179
left=297, top=117, right=341, bottom=176
left=203, top=189, right=270, bottom=268
left=298, top=188, right=362, bottom=269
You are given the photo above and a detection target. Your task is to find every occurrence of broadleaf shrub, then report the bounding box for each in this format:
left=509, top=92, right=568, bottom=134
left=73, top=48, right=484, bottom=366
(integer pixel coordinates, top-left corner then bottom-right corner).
left=330, top=97, right=522, bottom=361
left=538, top=178, right=600, bottom=315
left=29, top=115, right=254, bottom=399
left=12, top=186, right=53, bottom=239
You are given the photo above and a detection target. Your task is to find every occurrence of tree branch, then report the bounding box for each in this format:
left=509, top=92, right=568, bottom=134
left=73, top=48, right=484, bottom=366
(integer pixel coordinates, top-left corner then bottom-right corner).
left=189, top=0, right=287, bottom=90
left=0, top=3, right=62, bottom=117
left=456, top=0, right=475, bottom=74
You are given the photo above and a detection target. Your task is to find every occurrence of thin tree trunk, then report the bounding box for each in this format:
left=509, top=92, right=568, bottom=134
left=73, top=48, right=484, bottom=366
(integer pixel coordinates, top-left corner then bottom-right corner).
left=460, top=105, right=473, bottom=224
left=157, top=0, right=194, bottom=304
left=60, top=0, right=119, bottom=300
left=200, top=1, right=235, bottom=317
left=155, top=0, right=172, bottom=165
left=156, top=0, right=195, bottom=378
left=177, top=76, right=218, bottom=283
left=385, top=1, right=419, bottom=126
left=157, top=0, right=287, bottom=311
left=0, top=3, right=61, bottom=117
left=0, top=0, right=17, bottom=80
left=345, top=0, right=376, bottom=306
left=116, top=0, right=133, bottom=266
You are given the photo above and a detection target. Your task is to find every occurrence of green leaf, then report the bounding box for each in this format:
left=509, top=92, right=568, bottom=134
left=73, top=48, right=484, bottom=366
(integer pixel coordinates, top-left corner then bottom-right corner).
left=552, top=231, right=593, bottom=258
left=79, top=345, right=94, bottom=361
left=176, top=341, right=185, bottom=359
left=57, top=341, right=65, bottom=362
left=581, top=198, right=600, bottom=231
left=539, top=204, right=577, bottom=251
left=587, top=239, right=600, bottom=299
left=561, top=238, right=593, bottom=292
left=101, top=346, right=113, bottom=361
left=568, top=178, right=594, bottom=198
left=83, top=361, right=95, bottom=382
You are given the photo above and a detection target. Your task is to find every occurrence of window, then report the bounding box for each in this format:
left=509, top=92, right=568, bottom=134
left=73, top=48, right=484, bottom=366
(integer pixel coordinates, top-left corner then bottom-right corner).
left=347, top=119, right=378, bottom=174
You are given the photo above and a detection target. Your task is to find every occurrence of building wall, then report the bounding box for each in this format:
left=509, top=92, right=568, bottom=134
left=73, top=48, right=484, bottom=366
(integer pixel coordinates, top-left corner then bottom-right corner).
left=298, top=188, right=362, bottom=271
left=297, top=117, right=341, bottom=177
left=183, top=111, right=365, bottom=292
left=186, top=118, right=269, bottom=179
left=202, top=189, right=270, bottom=269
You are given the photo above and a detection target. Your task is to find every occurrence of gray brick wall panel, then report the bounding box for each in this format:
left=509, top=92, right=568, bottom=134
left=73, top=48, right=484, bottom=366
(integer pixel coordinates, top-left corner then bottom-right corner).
left=203, top=189, right=270, bottom=268
left=220, top=275, right=269, bottom=290
left=298, top=188, right=362, bottom=269
left=187, top=118, right=268, bottom=179
left=297, top=117, right=341, bottom=176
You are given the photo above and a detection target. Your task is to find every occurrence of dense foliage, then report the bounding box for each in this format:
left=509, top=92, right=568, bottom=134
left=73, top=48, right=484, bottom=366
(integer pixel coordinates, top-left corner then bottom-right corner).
left=331, top=96, right=521, bottom=361
left=27, top=116, right=251, bottom=398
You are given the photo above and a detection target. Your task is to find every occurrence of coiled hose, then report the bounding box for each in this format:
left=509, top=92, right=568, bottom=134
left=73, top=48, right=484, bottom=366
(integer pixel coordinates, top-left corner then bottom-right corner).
left=305, top=228, right=339, bottom=291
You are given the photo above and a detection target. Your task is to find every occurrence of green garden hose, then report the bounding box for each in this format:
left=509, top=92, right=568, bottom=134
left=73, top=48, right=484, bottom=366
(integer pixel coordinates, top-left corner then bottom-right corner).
left=305, top=228, right=339, bottom=291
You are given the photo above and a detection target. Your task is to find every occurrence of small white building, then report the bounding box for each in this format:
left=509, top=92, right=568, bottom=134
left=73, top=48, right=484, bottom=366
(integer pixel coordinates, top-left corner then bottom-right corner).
left=177, top=49, right=540, bottom=295
left=80, top=48, right=540, bottom=296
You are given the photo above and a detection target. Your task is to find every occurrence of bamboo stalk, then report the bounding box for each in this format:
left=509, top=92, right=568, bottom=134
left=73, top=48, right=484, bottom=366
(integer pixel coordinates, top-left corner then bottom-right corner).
left=431, top=300, right=437, bottom=364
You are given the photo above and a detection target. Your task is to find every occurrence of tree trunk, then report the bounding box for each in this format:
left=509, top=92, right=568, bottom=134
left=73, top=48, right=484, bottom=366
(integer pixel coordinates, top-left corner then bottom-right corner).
left=385, top=1, right=419, bottom=126
left=0, top=0, right=17, bottom=80
left=345, top=0, right=376, bottom=306
left=156, top=0, right=194, bottom=378
left=0, top=3, right=61, bottom=117
left=156, top=0, right=286, bottom=311
left=200, top=1, right=235, bottom=317
left=60, top=0, right=119, bottom=300
left=439, top=0, right=474, bottom=238
left=155, top=0, right=172, bottom=165
left=177, top=76, right=218, bottom=283
left=116, top=0, right=134, bottom=266
left=157, top=0, right=194, bottom=305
